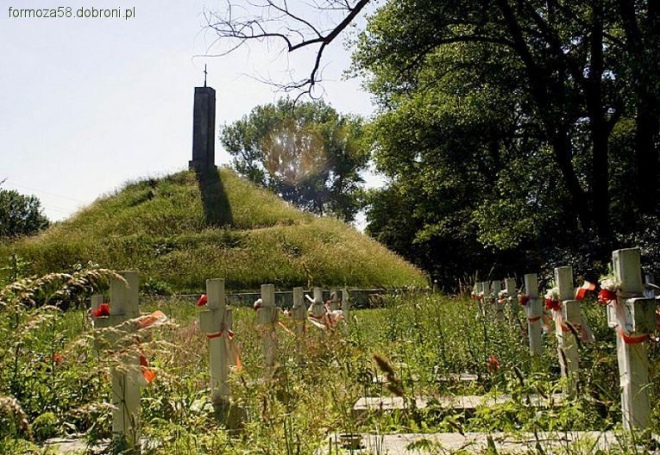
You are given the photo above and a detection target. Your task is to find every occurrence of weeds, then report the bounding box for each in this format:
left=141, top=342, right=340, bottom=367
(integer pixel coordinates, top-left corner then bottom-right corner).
left=0, top=278, right=658, bottom=454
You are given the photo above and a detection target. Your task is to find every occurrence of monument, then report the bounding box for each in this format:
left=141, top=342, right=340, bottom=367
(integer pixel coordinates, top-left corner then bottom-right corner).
left=189, top=66, right=216, bottom=170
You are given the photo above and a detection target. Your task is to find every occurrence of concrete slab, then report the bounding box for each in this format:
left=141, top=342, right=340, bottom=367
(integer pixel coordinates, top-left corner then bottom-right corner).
left=42, top=437, right=160, bottom=454
left=436, top=373, right=479, bottom=382
left=319, top=431, right=655, bottom=454
left=353, top=394, right=564, bottom=418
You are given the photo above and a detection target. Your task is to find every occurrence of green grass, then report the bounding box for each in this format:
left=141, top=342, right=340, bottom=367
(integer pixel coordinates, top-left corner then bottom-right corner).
left=0, top=168, right=427, bottom=292
left=1, top=270, right=659, bottom=454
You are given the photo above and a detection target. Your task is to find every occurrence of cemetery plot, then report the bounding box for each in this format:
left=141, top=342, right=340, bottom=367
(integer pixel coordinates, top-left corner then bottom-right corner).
left=319, top=431, right=630, bottom=454
left=2, top=248, right=659, bottom=454
left=352, top=393, right=565, bottom=418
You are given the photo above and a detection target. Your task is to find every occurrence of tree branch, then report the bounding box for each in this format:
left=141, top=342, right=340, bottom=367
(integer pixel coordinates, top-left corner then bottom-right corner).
left=204, top=0, right=371, bottom=98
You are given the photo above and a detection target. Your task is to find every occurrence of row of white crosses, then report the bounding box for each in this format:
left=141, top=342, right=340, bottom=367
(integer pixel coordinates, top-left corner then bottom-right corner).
left=474, top=247, right=657, bottom=435
left=543, top=248, right=655, bottom=431
left=198, top=280, right=351, bottom=416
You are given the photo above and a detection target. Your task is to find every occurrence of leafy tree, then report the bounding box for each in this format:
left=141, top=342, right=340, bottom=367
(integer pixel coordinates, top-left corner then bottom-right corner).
left=349, top=0, right=659, bottom=285
left=0, top=189, right=50, bottom=239
left=209, top=0, right=659, bottom=287
left=220, top=98, right=369, bottom=222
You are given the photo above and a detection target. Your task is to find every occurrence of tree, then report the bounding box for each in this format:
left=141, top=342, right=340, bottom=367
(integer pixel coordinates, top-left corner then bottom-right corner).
left=220, top=98, right=369, bottom=222
left=355, top=0, right=656, bottom=247
left=208, top=0, right=659, bottom=287
left=0, top=189, right=50, bottom=238
left=205, top=0, right=371, bottom=97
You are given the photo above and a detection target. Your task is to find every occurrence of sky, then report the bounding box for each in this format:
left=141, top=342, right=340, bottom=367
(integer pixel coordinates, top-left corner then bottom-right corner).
left=0, top=0, right=377, bottom=223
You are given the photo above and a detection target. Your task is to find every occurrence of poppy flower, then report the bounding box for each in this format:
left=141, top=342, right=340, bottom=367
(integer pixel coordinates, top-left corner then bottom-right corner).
left=519, top=294, right=530, bottom=306
left=93, top=303, right=110, bottom=317
left=51, top=353, right=63, bottom=364
left=196, top=295, right=208, bottom=307
left=487, top=355, right=500, bottom=373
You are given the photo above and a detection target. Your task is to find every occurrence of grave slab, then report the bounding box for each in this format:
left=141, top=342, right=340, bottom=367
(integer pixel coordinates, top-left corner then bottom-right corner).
left=318, top=431, right=656, bottom=454
left=436, top=373, right=479, bottom=382
left=353, top=394, right=564, bottom=418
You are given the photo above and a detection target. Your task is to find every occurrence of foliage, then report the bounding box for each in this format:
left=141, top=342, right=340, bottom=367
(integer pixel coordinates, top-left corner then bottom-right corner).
left=351, top=0, right=659, bottom=288
left=221, top=98, right=370, bottom=222
left=1, top=277, right=658, bottom=453
left=0, top=189, right=49, bottom=239
left=0, top=169, right=427, bottom=292
left=0, top=267, right=122, bottom=447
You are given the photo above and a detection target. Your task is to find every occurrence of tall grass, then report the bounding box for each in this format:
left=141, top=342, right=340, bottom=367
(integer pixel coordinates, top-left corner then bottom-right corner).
left=0, top=168, right=427, bottom=292
left=1, top=271, right=658, bottom=454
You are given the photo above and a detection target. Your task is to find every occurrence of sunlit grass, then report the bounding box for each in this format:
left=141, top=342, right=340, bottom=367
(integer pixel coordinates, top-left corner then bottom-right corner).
left=0, top=168, right=427, bottom=292
left=2, top=276, right=659, bottom=454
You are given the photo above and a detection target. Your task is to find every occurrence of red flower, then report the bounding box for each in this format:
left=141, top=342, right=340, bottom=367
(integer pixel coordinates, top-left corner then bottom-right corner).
left=196, top=295, right=208, bottom=307
left=487, top=355, right=500, bottom=373
left=51, top=353, right=63, bottom=364
left=598, top=289, right=617, bottom=304
left=545, top=298, right=561, bottom=311
left=519, top=295, right=530, bottom=306
left=93, top=303, right=110, bottom=317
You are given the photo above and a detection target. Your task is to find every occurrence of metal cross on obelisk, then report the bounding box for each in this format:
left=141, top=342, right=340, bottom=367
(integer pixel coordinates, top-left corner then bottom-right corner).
left=204, top=64, right=207, bottom=87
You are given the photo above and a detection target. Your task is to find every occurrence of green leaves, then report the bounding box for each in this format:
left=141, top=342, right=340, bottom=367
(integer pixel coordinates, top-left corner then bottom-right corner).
left=221, top=98, right=369, bottom=222
left=0, top=190, right=49, bottom=239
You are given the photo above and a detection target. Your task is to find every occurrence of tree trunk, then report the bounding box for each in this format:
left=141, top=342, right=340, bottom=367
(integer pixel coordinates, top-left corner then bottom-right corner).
left=619, top=0, right=660, bottom=215
left=586, top=0, right=612, bottom=245
left=552, top=130, right=594, bottom=234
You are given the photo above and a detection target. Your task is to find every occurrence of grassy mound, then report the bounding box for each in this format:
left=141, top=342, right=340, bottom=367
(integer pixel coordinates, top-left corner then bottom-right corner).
left=0, top=168, right=427, bottom=292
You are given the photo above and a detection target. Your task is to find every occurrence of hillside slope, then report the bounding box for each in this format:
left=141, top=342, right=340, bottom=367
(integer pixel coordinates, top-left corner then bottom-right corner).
left=1, top=168, right=427, bottom=292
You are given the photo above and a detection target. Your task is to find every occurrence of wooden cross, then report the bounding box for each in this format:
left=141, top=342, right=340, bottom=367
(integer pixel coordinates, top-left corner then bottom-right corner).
left=199, top=279, right=232, bottom=407
left=328, top=288, right=339, bottom=311
left=504, top=278, right=519, bottom=316
left=309, top=287, right=326, bottom=318
left=491, top=280, right=504, bottom=317
left=292, top=287, right=306, bottom=335
left=555, top=266, right=581, bottom=397
left=258, top=284, right=278, bottom=369
left=523, top=273, right=543, bottom=357
left=94, top=272, right=141, bottom=450
left=341, top=287, right=350, bottom=322
left=608, top=248, right=656, bottom=431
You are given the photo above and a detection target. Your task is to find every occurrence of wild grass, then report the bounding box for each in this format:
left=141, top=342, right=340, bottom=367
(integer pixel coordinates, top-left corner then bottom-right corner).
left=2, top=269, right=658, bottom=454
left=0, top=168, right=427, bottom=292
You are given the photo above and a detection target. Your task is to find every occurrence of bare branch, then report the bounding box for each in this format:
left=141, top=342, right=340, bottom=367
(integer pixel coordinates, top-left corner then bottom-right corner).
left=203, top=0, right=372, bottom=98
